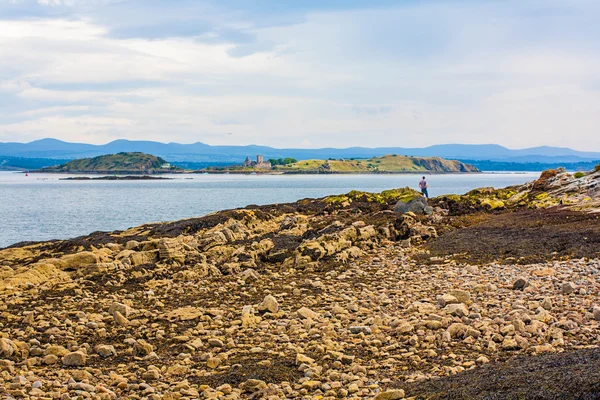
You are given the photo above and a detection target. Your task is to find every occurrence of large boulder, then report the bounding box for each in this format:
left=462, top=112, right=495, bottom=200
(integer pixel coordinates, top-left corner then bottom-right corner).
left=394, top=197, right=432, bottom=215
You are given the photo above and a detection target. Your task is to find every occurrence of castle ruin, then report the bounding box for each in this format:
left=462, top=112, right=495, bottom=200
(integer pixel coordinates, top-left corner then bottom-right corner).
left=243, top=155, right=272, bottom=170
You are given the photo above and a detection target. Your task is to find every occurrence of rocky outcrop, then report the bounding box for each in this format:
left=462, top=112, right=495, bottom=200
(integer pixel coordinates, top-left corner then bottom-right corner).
left=434, top=168, right=600, bottom=215
left=394, top=197, right=433, bottom=215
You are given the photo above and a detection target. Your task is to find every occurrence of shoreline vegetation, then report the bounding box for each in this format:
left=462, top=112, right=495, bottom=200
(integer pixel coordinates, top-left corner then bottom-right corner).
left=1, top=165, right=599, bottom=398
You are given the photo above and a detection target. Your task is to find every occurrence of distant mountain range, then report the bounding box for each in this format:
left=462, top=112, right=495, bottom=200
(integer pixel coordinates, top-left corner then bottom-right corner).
left=1, top=138, right=599, bottom=165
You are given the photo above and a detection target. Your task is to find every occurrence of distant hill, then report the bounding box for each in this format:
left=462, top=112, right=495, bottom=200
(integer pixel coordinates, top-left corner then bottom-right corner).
left=39, top=152, right=177, bottom=174
left=268, top=155, right=479, bottom=173
left=1, top=138, right=600, bottom=164
left=0, top=156, right=72, bottom=171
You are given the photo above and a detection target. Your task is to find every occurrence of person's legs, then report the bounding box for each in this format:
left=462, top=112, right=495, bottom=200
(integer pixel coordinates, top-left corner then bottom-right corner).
left=422, top=188, right=429, bottom=199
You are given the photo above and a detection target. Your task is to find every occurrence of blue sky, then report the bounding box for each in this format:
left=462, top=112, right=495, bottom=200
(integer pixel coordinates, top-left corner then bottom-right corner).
left=0, top=0, right=599, bottom=149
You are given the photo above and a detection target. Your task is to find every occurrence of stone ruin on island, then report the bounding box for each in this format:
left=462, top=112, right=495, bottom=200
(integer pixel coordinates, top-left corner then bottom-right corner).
left=242, top=155, right=272, bottom=170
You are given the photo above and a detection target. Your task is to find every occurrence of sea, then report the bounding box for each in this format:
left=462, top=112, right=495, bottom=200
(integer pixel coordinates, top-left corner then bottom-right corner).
left=0, top=171, right=540, bottom=248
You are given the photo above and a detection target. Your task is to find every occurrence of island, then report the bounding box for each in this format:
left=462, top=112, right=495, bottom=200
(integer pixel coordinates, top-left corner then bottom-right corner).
left=207, top=154, right=480, bottom=174
left=38, top=152, right=180, bottom=174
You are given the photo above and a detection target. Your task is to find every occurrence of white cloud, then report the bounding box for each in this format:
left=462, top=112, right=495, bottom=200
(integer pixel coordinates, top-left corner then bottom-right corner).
left=0, top=0, right=599, bottom=150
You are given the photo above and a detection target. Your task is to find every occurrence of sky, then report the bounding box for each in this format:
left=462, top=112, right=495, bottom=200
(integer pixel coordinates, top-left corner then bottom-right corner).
left=0, top=0, right=599, bottom=149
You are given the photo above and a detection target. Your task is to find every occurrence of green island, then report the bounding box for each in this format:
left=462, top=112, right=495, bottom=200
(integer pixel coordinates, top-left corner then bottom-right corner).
left=38, top=152, right=180, bottom=174
left=209, top=154, right=480, bottom=174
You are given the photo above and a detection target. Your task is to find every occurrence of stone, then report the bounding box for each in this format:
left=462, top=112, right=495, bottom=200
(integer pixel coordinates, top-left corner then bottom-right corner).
left=0, top=338, right=14, bottom=358
left=113, top=310, right=130, bottom=326
left=444, top=303, right=469, bottom=317
left=437, top=294, right=459, bottom=307
left=349, top=326, right=372, bottom=334
left=257, top=295, right=279, bottom=314
left=134, top=340, right=154, bottom=357
left=208, top=338, right=224, bottom=348
left=302, top=380, right=322, bottom=390
left=297, top=307, right=319, bottom=320
left=448, top=289, right=470, bottom=303
left=207, top=357, right=221, bottom=369
left=593, top=306, right=600, bottom=321
left=541, top=297, right=553, bottom=310
left=296, top=353, right=315, bottom=364
left=513, top=277, right=529, bottom=291
left=374, top=390, right=406, bottom=400
left=62, top=351, right=86, bottom=367
left=561, top=282, right=576, bottom=294
left=239, top=379, right=267, bottom=393
left=95, top=345, right=116, bottom=358
left=109, top=302, right=133, bottom=318
left=394, top=197, right=429, bottom=215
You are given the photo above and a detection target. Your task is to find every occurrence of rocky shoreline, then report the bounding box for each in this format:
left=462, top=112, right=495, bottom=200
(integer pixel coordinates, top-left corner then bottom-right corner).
left=0, top=168, right=599, bottom=399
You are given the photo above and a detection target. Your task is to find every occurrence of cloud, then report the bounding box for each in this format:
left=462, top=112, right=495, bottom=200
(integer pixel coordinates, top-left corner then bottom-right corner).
left=0, top=0, right=599, bottom=150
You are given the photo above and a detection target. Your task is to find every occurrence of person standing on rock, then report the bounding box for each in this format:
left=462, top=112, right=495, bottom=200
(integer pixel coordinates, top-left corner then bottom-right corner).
left=419, top=176, right=429, bottom=199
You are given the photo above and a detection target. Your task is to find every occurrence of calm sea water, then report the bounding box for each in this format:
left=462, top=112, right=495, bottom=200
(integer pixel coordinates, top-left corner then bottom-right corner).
left=0, top=171, right=540, bottom=248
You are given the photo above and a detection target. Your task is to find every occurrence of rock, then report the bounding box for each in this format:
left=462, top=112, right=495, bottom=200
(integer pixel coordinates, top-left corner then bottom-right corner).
left=593, top=306, right=600, bottom=321
left=142, top=367, right=161, bottom=381
left=297, top=307, right=319, bottom=320
left=374, top=390, right=406, bottom=400
left=394, top=197, right=429, bottom=215
left=239, top=379, right=267, bottom=393
left=465, top=265, right=479, bottom=274
left=62, top=351, right=86, bottom=367
left=296, top=353, right=315, bottom=364
left=207, top=357, right=221, bottom=369
left=448, top=289, right=470, bottom=303
left=541, top=297, right=553, bottom=310
left=133, top=340, right=154, bottom=357
left=95, top=345, right=116, bottom=358
left=444, top=303, right=469, bottom=317
left=0, top=338, right=14, bottom=358
left=349, top=326, right=372, bottom=334
left=302, top=380, right=322, bottom=390
left=513, top=277, right=529, bottom=291
left=561, top=282, right=576, bottom=294
left=241, top=305, right=261, bottom=328
left=446, top=323, right=468, bottom=339
left=208, top=338, right=224, bottom=348
left=437, top=294, right=459, bottom=307
left=109, top=302, right=133, bottom=318
left=502, top=338, right=520, bottom=350
left=113, top=310, right=130, bottom=326
left=42, top=354, right=58, bottom=365
left=257, top=295, right=279, bottom=314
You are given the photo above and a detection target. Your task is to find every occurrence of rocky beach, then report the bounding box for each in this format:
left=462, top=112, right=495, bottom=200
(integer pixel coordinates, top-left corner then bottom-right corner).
left=1, top=167, right=599, bottom=399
